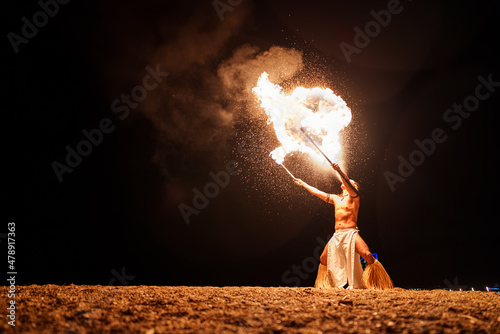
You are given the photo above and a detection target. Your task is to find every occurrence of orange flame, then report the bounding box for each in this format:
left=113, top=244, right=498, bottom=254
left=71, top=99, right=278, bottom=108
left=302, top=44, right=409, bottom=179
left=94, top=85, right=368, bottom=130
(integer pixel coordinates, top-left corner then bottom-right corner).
left=252, top=72, right=352, bottom=168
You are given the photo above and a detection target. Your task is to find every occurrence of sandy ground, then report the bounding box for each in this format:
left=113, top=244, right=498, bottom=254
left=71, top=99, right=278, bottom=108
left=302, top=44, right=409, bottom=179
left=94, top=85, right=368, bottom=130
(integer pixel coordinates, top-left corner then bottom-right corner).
left=1, top=285, right=499, bottom=333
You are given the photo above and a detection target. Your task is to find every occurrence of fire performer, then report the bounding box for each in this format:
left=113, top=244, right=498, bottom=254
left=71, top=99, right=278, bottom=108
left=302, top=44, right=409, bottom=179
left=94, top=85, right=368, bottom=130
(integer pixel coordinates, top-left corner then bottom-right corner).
left=294, top=163, right=393, bottom=290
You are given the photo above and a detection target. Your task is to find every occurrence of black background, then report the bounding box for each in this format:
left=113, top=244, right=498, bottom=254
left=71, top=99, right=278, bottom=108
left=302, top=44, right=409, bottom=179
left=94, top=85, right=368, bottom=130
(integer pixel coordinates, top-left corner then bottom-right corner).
left=4, top=0, right=499, bottom=289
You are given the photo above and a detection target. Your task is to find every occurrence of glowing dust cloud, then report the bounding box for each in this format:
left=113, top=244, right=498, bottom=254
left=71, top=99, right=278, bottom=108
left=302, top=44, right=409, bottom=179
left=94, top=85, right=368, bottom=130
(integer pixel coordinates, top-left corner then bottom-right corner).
left=252, top=72, right=352, bottom=168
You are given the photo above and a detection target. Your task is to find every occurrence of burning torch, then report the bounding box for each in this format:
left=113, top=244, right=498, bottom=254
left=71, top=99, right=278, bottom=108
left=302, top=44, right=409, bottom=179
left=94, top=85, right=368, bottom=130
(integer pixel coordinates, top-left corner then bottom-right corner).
left=279, top=163, right=296, bottom=180
left=300, top=127, right=360, bottom=197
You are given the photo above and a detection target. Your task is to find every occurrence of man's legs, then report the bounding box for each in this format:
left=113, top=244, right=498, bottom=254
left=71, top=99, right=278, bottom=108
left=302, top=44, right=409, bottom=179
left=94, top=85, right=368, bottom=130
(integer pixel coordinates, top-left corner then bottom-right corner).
left=315, top=242, right=330, bottom=288
left=357, top=234, right=394, bottom=289
left=320, top=243, right=328, bottom=265
left=355, top=234, right=375, bottom=264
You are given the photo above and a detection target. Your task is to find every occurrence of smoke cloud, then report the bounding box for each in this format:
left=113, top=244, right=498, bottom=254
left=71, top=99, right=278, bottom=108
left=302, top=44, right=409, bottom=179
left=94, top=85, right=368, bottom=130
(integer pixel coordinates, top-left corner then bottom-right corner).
left=93, top=1, right=304, bottom=179
left=148, top=42, right=303, bottom=179
left=218, top=44, right=304, bottom=104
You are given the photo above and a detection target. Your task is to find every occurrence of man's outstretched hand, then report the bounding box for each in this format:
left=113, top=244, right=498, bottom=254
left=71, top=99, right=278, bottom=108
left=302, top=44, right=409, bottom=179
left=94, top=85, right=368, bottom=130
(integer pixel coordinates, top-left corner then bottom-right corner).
left=294, top=178, right=304, bottom=187
left=331, top=163, right=340, bottom=172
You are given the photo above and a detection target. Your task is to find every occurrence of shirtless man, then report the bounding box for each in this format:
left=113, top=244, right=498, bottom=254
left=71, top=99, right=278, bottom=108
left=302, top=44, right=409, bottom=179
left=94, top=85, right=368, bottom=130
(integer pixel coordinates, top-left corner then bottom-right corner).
left=294, top=163, right=375, bottom=288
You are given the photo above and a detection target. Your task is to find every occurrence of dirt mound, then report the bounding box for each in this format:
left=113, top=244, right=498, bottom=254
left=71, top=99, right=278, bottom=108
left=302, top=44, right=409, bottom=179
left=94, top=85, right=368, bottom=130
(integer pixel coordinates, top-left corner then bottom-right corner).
left=1, top=285, right=499, bottom=333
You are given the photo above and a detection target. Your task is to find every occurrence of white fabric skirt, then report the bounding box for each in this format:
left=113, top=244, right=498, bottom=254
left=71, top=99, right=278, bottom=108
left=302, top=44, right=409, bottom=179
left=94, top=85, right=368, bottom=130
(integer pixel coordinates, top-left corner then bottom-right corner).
left=327, top=227, right=365, bottom=289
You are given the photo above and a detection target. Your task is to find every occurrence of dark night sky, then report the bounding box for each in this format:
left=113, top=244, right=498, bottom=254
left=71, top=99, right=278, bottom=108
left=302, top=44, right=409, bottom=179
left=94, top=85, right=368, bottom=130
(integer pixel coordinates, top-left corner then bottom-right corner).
left=4, top=0, right=499, bottom=289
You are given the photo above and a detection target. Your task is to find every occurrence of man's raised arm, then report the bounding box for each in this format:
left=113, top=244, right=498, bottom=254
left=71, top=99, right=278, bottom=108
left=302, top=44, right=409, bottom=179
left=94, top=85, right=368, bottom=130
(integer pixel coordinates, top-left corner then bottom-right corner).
left=332, top=163, right=359, bottom=198
left=294, top=179, right=333, bottom=204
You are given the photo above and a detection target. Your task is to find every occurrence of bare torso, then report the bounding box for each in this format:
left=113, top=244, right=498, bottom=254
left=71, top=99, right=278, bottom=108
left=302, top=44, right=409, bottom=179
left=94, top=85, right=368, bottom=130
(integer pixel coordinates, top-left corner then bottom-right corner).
left=332, top=193, right=359, bottom=230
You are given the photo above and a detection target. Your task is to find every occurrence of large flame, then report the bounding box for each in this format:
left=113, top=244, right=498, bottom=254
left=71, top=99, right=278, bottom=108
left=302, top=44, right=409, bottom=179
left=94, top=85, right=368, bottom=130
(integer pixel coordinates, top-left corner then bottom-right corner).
left=252, top=72, right=352, bottom=168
